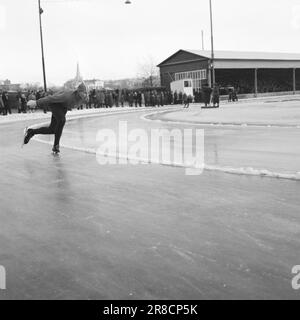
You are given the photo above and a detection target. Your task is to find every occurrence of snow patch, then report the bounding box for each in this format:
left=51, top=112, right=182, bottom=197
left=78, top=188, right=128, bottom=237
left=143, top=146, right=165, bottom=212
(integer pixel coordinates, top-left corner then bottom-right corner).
left=141, top=110, right=300, bottom=129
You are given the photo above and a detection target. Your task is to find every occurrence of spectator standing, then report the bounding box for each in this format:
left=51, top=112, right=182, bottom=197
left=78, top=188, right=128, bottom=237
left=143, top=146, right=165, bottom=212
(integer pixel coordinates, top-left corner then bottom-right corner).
left=202, top=84, right=212, bottom=107
left=128, top=92, right=133, bottom=107
left=99, top=90, right=105, bottom=108
left=104, top=91, right=109, bottom=108
left=133, top=92, right=138, bottom=107
left=114, top=90, right=119, bottom=108
left=232, top=88, right=238, bottom=102
left=120, top=90, right=125, bottom=107
left=108, top=91, right=113, bottom=108
left=95, top=90, right=100, bottom=108
left=183, top=93, right=188, bottom=108
left=141, top=92, right=145, bottom=107
left=228, top=88, right=233, bottom=102
left=174, top=91, right=178, bottom=105
left=28, top=91, right=37, bottom=112
left=88, top=91, right=93, bottom=108
left=168, top=91, right=173, bottom=105
left=16, top=92, right=22, bottom=113
left=159, top=91, right=164, bottom=107
left=154, top=91, right=159, bottom=107
left=20, top=93, right=27, bottom=113
left=178, top=92, right=183, bottom=105
left=2, top=91, right=11, bottom=115
left=145, top=91, right=150, bottom=107
left=188, top=94, right=193, bottom=107
left=212, top=85, right=220, bottom=108
left=92, top=89, right=97, bottom=108
left=157, top=91, right=162, bottom=107
left=0, top=91, right=4, bottom=115
left=137, top=91, right=142, bottom=107
left=195, top=89, right=201, bottom=103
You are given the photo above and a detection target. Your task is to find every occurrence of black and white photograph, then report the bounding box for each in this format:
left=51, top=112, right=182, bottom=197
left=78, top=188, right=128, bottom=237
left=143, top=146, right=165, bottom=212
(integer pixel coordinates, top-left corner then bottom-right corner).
left=0, top=0, right=300, bottom=306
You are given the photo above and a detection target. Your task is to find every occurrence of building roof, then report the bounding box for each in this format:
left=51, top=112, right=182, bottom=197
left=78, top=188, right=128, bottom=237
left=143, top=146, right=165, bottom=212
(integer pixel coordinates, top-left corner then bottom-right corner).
left=186, top=50, right=300, bottom=61
left=158, top=49, right=300, bottom=69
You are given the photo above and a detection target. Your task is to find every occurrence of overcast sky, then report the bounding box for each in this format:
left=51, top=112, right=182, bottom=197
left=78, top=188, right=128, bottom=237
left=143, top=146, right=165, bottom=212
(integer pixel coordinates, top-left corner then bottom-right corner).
left=1, top=0, right=300, bottom=85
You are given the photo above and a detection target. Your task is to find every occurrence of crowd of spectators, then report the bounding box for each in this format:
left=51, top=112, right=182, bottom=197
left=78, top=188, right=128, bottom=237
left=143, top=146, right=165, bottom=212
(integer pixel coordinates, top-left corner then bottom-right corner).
left=0, top=85, right=237, bottom=115
left=76, top=88, right=177, bottom=109
left=0, top=89, right=50, bottom=115
left=81, top=86, right=223, bottom=110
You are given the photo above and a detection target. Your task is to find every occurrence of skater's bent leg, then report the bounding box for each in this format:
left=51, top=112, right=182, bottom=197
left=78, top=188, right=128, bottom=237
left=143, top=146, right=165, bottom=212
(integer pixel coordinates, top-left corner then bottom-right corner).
left=32, top=115, right=56, bottom=135
left=54, top=117, right=66, bottom=146
left=52, top=107, right=67, bottom=146
left=29, top=106, right=67, bottom=146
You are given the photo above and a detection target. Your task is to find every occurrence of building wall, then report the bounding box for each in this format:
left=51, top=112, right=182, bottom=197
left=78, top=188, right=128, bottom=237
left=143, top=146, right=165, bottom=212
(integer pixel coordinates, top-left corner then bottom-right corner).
left=86, top=80, right=104, bottom=90
left=160, top=60, right=209, bottom=90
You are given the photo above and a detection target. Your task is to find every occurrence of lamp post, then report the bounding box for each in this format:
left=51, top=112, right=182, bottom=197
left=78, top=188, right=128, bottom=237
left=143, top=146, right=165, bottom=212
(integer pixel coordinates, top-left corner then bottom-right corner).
left=209, top=0, right=215, bottom=86
left=38, top=0, right=47, bottom=92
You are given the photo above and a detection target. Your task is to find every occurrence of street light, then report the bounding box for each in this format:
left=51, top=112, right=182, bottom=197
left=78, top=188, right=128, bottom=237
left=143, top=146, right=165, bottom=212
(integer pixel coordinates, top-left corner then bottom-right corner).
left=38, top=0, right=47, bottom=92
left=209, top=0, right=215, bottom=86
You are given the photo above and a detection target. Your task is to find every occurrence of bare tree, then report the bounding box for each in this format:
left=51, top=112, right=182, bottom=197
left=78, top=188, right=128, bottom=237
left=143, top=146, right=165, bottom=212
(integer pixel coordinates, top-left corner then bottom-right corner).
left=137, top=56, right=160, bottom=87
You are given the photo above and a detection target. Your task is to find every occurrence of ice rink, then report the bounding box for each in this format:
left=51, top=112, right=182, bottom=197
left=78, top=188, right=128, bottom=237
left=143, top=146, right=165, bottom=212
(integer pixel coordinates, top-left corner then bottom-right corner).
left=0, top=100, right=299, bottom=300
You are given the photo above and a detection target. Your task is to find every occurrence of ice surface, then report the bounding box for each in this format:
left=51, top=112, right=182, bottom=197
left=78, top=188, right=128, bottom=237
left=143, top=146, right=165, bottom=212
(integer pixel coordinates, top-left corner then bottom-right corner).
left=33, top=101, right=300, bottom=180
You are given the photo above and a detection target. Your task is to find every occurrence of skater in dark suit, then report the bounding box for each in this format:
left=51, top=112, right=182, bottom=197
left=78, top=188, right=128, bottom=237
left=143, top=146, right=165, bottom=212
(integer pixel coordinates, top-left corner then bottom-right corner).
left=23, top=83, right=88, bottom=153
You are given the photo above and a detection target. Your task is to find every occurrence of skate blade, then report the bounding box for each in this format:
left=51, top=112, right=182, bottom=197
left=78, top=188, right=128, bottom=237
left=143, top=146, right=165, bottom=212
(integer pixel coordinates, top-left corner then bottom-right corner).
left=21, top=127, right=28, bottom=148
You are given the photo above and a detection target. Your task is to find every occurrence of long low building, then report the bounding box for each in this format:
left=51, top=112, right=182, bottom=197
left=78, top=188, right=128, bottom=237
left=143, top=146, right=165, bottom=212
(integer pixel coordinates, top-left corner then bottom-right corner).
left=157, top=50, right=300, bottom=94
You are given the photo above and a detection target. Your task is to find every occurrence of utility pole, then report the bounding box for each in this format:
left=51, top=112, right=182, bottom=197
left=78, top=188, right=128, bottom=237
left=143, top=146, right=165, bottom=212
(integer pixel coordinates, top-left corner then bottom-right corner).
left=201, top=30, right=204, bottom=50
left=209, top=0, right=215, bottom=86
left=38, top=0, right=47, bottom=92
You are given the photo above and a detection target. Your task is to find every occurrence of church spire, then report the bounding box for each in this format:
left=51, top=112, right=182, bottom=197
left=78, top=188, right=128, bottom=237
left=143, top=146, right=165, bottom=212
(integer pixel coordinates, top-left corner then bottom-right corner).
left=75, top=62, right=83, bottom=83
